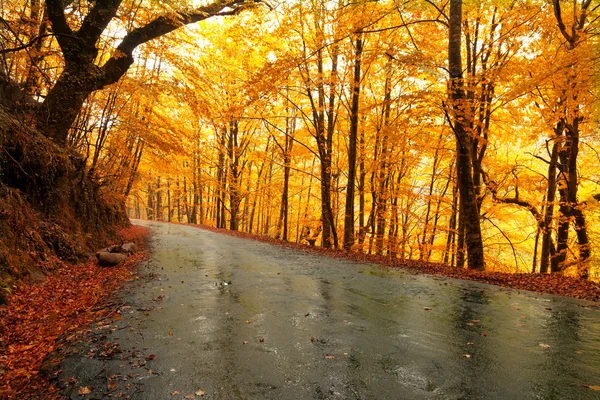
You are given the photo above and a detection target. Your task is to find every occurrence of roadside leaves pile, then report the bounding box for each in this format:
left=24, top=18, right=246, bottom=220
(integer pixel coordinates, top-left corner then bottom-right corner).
left=0, top=225, right=149, bottom=399
left=190, top=223, right=600, bottom=303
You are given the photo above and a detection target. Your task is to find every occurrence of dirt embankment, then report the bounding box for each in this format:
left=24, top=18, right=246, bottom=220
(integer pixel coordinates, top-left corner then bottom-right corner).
left=0, top=104, right=128, bottom=303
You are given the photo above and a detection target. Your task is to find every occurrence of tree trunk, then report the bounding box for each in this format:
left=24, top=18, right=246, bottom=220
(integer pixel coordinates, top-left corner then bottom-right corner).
left=343, top=29, right=363, bottom=250
left=447, top=0, right=485, bottom=271
left=541, top=140, right=559, bottom=273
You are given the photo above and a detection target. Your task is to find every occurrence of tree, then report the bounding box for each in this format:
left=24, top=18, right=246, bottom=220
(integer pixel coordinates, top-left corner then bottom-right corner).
left=446, top=0, right=485, bottom=270
left=546, top=0, right=593, bottom=278
left=1, top=1, right=265, bottom=145
left=343, top=27, right=363, bottom=250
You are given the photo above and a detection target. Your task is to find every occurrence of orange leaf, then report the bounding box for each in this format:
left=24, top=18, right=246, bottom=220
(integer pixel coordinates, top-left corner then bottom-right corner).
left=78, top=386, right=92, bottom=395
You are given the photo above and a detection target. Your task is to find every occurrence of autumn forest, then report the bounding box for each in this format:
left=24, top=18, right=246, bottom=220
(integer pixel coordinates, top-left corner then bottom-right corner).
left=1, top=0, right=599, bottom=280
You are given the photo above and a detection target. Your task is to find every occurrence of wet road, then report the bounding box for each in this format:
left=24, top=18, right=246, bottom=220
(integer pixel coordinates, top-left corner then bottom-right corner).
left=60, top=221, right=600, bottom=399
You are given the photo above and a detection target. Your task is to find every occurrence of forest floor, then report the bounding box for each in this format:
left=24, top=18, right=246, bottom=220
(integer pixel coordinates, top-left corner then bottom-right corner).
left=0, top=225, right=150, bottom=399
left=191, top=223, right=600, bottom=303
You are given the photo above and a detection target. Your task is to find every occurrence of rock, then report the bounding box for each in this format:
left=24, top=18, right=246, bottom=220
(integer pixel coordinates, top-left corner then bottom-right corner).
left=96, top=251, right=128, bottom=267
left=121, top=242, right=138, bottom=254
left=99, top=242, right=138, bottom=255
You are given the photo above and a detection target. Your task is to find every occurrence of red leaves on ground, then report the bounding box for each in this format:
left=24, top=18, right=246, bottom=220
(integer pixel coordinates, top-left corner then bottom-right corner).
left=185, top=222, right=600, bottom=303
left=0, top=225, right=149, bottom=399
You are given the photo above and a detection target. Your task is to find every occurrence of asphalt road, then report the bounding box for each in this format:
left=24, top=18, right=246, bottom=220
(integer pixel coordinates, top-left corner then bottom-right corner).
left=58, top=220, right=600, bottom=399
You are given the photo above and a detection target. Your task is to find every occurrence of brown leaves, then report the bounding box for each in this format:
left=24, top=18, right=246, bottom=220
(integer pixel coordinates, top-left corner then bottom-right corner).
left=78, top=386, right=92, bottom=395
left=172, top=389, right=205, bottom=397
left=0, top=225, right=149, bottom=398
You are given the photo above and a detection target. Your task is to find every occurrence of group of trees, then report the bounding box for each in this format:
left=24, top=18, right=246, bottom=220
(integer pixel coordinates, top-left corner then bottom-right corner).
left=1, top=0, right=598, bottom=278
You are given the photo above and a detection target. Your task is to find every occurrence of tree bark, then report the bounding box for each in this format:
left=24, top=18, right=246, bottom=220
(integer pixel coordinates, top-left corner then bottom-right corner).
left=448, top=0, right=485, bottom=270
left=343, top=29, right=363, bottom=250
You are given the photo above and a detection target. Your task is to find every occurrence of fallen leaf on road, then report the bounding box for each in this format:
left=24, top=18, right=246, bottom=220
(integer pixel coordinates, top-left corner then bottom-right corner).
left=195, top=389, right=205, bottom=396
left=245, top=320, right=251, bottom=324
left=310, top=336, right=315, bottom=342
left=145, top=354, right=156, bottom=360
left=325, top=355, right=335, bottom=359
left=185, top=395, right=195, bottom=399
left=78, top=386, right=92, bottom=395
left=171, top=391, right=180, bottom=395
left=305, top=313, right=310, bottom=317
left=583, top=385, right=600, bottom=391
left=467, top=342, right=473, bottom=345
left=463, top=354, right=471, bottom=358
left=539, top=343, right=551, bottom=348
left=243, top=341, right=248, bottom=344
left=424, top=307, right=432, bottom=311
left=259, top=337, right=265, bottom=343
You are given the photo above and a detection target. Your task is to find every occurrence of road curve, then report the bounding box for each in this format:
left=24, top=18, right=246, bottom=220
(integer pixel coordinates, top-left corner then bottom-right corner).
left=59, top=220, right=600, bottom=399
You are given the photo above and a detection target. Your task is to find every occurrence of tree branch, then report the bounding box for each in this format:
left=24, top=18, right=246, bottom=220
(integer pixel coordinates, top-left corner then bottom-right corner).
left=99, top=1, right=262, bottom=88
left=77, top=0, right=123, bottom=47
left=481, top=169, right=543, bottom=224
left=45, top=0, right=73, bottom=51
left=0, top=33, right=69, bottom=54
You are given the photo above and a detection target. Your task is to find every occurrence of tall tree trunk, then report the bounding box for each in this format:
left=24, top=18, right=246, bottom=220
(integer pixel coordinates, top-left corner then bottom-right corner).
left=147, top=183, right=154, bottom=220
left=156, top=176, right=162, bottom=221
left=343, top=28, right=363, bottom=250
left=167, top=178, right=171, bottom=222
left=541, top=140, right=559, bottom=273
left=358, top=123, right=366, bottom=246
left=447, top=0, right=485, bottom=270
left=375, top=57, right=393, bottom=256
left=227, top=120, right=242, bottom=231
left=444, top=169, right=459, bottom=266
left=275, top=115, right=295, bottom=241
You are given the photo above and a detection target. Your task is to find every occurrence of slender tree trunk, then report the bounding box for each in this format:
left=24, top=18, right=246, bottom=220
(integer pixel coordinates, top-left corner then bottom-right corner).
left=443, top=164, right=458, bottom=266
left=344, top=28, right=363, bottom=250
left=541, top=141, right=559, bottom=273
left=147, top=183, right=154, bottom=220
left=156, top=176, right=162, bottom=221
left=167, top=178, right=171, bottom=222
left=228, top=121, right=241, bottom=231
left=176, top=177, right=181, bottom=223
left=358, top=125, right=366, bottom=246
left=448, top=0, right=485, bottom=270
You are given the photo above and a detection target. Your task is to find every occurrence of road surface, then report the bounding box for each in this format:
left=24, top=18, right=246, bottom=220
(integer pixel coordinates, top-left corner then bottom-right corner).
left=58, top=221, right=600, bottom=399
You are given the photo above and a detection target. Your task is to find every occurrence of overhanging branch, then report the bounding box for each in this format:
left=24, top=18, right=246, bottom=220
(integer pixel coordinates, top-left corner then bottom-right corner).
left=99, top=1, right=263, bottom=88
